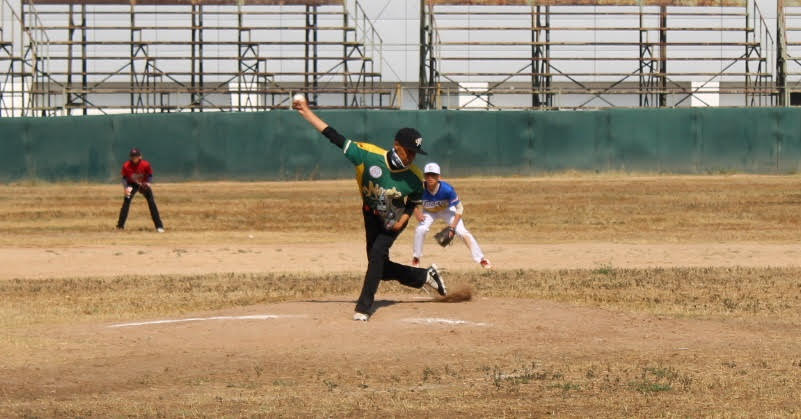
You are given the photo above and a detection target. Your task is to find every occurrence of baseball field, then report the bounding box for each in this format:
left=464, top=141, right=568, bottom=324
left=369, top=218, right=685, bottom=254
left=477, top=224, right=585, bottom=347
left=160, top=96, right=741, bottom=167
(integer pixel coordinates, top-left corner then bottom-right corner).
left=2, top=175, right=801, bottom=417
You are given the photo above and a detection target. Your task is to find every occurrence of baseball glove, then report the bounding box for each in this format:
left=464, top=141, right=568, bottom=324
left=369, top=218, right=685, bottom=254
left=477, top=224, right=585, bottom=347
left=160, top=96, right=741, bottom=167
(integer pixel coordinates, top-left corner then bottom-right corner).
left=434, top=226, right=455, bottom=247
left=376, top=190, right=404, bottom=230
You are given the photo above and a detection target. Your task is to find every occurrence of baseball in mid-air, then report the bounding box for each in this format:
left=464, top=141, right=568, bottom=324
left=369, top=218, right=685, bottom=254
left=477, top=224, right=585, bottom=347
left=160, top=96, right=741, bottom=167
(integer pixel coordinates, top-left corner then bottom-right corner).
left=292, top=93, right=306, bottom=104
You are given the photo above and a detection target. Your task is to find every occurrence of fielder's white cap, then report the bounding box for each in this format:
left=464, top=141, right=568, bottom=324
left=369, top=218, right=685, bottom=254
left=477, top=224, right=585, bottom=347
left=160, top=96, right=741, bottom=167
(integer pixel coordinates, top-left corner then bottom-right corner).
left=423, top=162, right=441, bottom=175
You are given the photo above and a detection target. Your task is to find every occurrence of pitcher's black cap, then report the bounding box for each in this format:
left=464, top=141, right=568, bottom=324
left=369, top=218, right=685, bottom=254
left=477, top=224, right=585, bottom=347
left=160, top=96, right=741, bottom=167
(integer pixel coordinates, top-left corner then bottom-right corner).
left=394, top=128, right=427, bottom=155
left=129, top=148, right=142, bottom=156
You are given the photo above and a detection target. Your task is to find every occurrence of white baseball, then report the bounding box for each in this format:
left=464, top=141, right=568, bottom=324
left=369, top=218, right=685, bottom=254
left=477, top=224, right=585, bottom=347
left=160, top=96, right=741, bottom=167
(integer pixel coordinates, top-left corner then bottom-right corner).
left=292, top=93, right=306, bottom=104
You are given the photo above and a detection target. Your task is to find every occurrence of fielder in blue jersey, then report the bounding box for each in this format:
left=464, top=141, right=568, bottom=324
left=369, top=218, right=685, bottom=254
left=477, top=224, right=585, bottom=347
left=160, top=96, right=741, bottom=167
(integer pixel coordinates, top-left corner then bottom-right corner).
left=412, top=162, right=491, bottom=269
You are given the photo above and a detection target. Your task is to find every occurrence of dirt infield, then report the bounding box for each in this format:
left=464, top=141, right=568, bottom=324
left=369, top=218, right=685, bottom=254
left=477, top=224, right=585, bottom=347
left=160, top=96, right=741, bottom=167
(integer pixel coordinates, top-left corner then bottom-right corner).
left=2, top=177, right=801, bottom=416
left=5, top=293, right=800, bottom=416
left=4, top=242, right=801, bottom=280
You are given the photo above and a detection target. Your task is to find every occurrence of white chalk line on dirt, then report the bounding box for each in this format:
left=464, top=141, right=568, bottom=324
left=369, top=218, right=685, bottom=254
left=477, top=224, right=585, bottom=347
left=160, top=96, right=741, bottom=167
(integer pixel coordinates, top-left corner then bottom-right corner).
left=402, top=317, right=490, bottom=327
left=108, top=314, right=307, bottom=328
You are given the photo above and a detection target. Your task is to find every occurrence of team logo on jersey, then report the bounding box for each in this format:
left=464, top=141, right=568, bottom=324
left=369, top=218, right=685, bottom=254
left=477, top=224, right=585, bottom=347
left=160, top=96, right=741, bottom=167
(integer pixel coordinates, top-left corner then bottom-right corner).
left=423, top=200, right=449, bottom=209
left=363, top=181, right=401, bottom=202
left=369, top=165, right=383, bottom=178
left=423, top=199, right=450, bottom=212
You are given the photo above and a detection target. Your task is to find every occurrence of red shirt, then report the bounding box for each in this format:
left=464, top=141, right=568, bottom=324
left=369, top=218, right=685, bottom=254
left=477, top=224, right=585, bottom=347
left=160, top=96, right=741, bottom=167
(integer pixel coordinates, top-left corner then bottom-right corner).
left=121, top=159, right=153, bottom=184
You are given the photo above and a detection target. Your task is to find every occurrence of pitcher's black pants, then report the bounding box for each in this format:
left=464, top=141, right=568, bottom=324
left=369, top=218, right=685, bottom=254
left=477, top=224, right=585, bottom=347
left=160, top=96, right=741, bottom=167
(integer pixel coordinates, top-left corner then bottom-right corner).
left=355, top=210, right=429, bottom=315
left=116, top=184, right=164, bottom=230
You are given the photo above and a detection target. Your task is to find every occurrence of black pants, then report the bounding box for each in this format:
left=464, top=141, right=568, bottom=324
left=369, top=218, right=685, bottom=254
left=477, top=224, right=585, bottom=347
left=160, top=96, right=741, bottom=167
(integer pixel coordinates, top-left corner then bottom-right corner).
left=355, top=210, right=428, bottom=314
left=116, top=184, right=164, bottom=229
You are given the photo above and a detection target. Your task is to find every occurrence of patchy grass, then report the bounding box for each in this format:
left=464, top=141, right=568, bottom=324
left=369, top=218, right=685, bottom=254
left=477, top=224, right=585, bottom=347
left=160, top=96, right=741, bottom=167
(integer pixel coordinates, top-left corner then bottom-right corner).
left=0, top=272, right=361, bottom=328
left=5, top=357, right=792, bottom=417
left=3, top=267, right=801, bottom=329
left=3, top=175, right=801, bottom=246
left=469, top=267, right=801, bottom=322
left=629, top=381, right=673, bottom=394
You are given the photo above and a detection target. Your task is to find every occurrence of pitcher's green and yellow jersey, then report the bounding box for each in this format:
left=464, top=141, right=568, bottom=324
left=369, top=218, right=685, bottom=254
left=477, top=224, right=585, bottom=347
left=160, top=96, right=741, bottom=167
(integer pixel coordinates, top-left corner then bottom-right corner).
left=342, top=139, right=424, bottom=211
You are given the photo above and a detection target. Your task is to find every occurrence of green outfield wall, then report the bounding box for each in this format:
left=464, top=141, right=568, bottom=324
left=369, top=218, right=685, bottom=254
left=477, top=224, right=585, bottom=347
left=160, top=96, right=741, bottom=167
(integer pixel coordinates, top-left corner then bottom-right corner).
left=1, top=108, right=800, bottom=181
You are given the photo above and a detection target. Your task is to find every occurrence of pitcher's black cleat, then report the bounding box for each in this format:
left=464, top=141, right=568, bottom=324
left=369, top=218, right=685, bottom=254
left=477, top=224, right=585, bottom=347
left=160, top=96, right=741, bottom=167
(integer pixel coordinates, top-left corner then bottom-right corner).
left=425, top=264, right=447, bottom=296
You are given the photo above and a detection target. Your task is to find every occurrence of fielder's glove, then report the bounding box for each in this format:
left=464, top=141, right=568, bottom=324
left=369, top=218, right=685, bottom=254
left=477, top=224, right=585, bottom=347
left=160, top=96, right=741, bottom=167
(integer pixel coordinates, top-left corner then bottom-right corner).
left=434, top=226, right=456, bottom=247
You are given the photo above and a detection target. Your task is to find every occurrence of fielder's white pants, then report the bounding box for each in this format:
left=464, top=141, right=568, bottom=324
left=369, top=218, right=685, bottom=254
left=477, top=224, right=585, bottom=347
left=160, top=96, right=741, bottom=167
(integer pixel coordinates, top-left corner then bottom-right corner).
left=414, top=210, right=485, bottom=263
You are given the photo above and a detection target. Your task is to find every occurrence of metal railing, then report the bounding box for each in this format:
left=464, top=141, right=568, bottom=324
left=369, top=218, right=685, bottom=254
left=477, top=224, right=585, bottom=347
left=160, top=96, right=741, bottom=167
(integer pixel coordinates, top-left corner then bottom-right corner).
left=1, top=0, right=395, bottom=116
left=421, top=1, right=776, bottom=110
left=1, top=0, right=56, bottom=116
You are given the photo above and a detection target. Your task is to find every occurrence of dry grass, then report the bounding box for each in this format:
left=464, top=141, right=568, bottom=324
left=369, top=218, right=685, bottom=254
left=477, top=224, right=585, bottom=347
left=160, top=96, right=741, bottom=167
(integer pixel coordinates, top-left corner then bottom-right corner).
left=2, top=267, right=800, bottom=329
left=4, top=360, right=798, bottom=417
left=2, top=175, right=801, bottom=245
left=474, top=266, right=801, bottom=322
left=0, top=272, right=359, bottom=328
left=0, top=180, right=364, bottom=246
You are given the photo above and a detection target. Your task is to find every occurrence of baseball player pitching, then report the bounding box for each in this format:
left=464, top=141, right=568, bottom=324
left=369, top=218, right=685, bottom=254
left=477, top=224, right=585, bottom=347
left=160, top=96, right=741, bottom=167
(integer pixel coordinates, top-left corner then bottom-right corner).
left=412, top=162, right=491, bottom=269
left=116, top=147, right=165, bottom=232
left=292, top=94, right=446, bottom=322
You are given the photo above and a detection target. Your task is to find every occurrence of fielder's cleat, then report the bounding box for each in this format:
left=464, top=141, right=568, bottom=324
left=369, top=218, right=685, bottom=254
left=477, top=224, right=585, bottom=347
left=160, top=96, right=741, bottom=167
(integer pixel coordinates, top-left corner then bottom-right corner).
left=353, top=312, right=370, bottom=322
left=411, top=257, right=420, bottom=267
left=156, top=227, right=165, bottom=233
left=480, top=259, right=492, bottom=269
left=425, top=264, right=447, bottom=296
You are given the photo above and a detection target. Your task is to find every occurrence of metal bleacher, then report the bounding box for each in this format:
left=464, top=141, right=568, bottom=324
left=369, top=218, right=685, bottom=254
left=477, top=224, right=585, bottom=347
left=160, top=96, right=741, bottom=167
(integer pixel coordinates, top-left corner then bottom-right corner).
left=1, top=0, right=392, bottom=116
left=419, top=0, right=775, bottom=109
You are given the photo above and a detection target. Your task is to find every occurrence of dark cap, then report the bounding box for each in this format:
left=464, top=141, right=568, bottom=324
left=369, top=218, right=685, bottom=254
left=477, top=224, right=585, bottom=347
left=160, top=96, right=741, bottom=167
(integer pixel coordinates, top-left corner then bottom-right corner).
left=394, top=127, right=427, bottom=156
left=129, top=147, right=142, bottom=157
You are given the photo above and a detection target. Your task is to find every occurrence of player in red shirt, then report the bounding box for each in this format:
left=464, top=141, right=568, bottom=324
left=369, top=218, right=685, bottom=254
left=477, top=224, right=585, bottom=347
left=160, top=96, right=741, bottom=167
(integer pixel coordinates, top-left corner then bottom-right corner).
left=116, top=148, right=165, bottom=232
